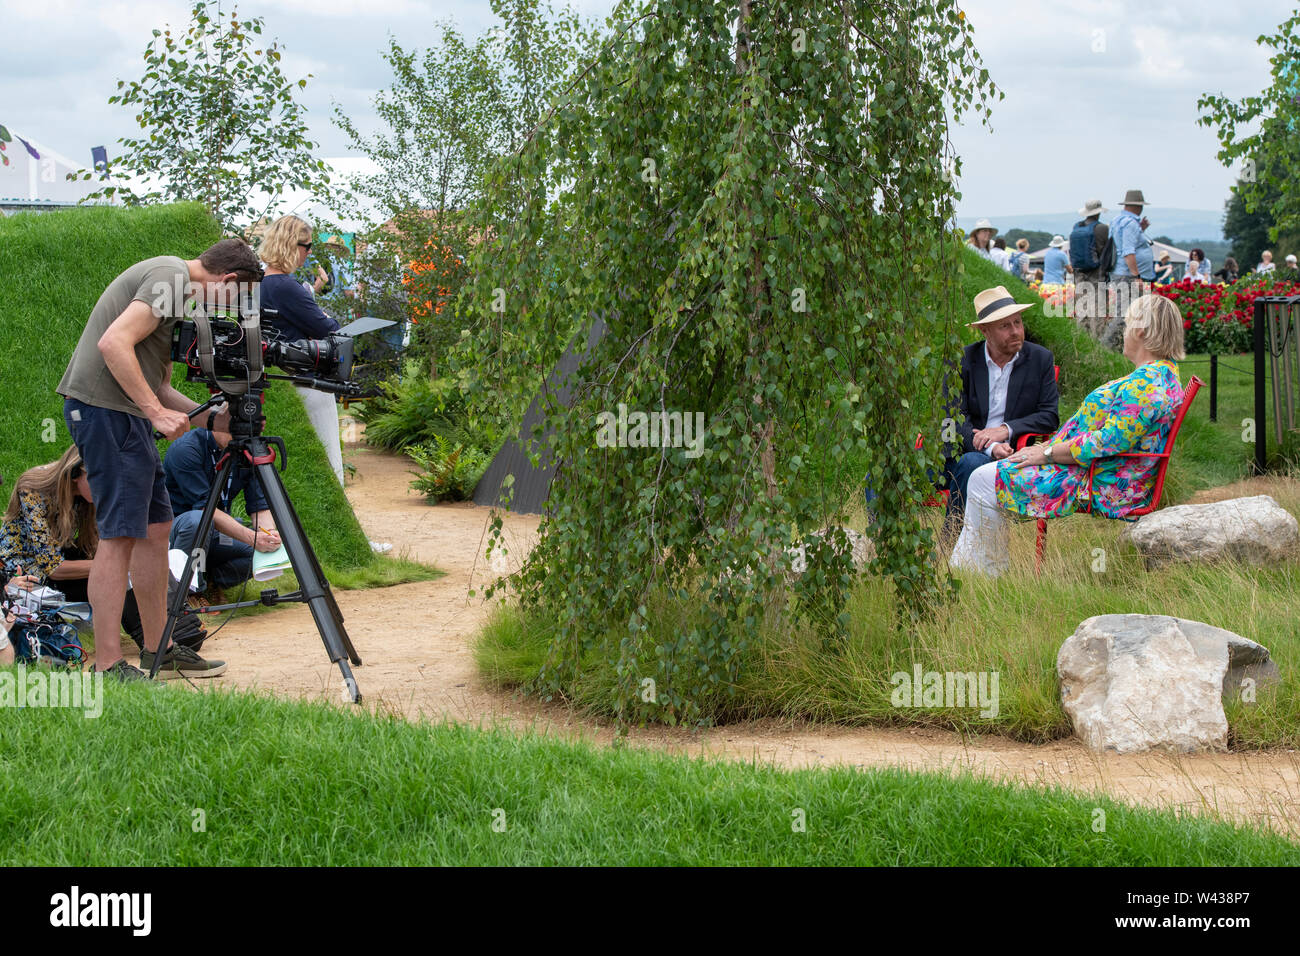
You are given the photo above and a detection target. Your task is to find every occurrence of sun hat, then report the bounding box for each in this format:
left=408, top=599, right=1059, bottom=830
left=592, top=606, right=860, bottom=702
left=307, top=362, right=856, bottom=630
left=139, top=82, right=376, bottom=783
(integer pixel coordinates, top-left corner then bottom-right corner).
left=1287, top=254, right=1298, bottom=264
left=1048, top=235, right=1067, bottom=249
left=970, top=285, right=1033, bottom=327
left=969, top=218, right=997, bottom=236
left=1078, top=199, right=1107, bottom=217
left=1116, top=189, right=1150, bottom=207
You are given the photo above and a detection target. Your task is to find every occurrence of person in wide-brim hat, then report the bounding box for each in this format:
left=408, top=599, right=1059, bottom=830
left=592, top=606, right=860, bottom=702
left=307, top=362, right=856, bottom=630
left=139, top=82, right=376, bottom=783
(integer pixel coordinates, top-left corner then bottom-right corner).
left=1078, top=199, right=1107, bottom=218
left=969, top=285, right=1033, bottom=327
left=967, top=218, right=997, bottom=258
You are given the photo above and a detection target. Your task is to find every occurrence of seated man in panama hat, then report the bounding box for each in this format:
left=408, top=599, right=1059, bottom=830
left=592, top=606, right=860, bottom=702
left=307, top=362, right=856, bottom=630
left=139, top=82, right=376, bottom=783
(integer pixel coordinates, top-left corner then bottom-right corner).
left=864, top=286, right=1060, bottom=541
left=936, top=287, right=1060, bottom=541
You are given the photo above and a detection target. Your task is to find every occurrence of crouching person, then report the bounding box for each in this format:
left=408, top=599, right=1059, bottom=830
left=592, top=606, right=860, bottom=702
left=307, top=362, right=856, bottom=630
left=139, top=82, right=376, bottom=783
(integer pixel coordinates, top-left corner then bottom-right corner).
left=164, top=416, right=282, bottom=600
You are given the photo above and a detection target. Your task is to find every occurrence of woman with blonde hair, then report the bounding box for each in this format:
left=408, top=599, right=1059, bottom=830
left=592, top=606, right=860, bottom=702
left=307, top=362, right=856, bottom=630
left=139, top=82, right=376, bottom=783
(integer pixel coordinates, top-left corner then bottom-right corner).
left=950, top=294, right=1186, bottom=576
left=259, top=214, right=345, bottom=485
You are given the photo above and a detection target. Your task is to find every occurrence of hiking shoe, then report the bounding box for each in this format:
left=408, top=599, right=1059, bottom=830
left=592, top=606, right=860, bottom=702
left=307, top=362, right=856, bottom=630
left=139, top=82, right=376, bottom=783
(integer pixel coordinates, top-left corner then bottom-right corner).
left=140, top=643, right=227, bottom=680
left=97, top=659, right=151, bottom=683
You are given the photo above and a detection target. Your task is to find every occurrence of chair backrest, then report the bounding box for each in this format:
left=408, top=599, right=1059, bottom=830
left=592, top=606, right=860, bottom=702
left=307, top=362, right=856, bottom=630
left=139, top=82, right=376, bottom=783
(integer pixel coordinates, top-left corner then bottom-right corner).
left=1128, top=374, right=1203, bottom=516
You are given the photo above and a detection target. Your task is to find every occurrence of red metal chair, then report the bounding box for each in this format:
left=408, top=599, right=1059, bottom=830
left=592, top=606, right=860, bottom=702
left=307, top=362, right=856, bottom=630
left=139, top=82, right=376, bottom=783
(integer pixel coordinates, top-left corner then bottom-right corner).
left=1031, top=375, right=1204, bottom=572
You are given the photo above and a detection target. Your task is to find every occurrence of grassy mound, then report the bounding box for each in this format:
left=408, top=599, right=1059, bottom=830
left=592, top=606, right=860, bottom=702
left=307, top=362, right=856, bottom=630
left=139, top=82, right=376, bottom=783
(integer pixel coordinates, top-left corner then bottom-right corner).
left=1, top=679, right=1293, bottom=864
left=0, top=203, right=433, bottom=586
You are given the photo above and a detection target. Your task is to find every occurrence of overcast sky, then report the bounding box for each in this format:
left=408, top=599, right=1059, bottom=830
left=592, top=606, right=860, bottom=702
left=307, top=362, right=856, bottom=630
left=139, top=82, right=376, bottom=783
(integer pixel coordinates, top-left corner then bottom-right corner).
left=1, top=0, right=1288, bottom=220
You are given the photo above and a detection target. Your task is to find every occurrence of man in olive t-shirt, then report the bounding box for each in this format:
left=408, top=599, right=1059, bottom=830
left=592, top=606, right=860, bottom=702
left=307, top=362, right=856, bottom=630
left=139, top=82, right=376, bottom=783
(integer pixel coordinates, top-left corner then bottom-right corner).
left=57, top=238, right=262, bottom=682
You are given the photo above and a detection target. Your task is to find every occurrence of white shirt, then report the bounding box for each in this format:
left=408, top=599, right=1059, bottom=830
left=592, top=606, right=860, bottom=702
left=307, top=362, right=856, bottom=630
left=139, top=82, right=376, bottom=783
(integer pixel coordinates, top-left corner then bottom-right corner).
left=990, top=247, right=1011, bottom=270
left=984, top=344, right=1021, bottom=441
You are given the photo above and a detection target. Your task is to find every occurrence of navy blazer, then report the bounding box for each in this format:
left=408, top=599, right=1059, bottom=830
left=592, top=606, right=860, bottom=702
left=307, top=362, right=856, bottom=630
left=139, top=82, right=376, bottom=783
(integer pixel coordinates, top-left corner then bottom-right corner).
left=955, top=340, right=1059, bottom=454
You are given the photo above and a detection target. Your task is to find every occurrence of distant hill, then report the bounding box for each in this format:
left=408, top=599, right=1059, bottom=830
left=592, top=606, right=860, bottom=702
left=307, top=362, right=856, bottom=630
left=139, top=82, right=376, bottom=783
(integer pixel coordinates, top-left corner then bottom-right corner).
left=957, top=208, right=1224, bottom=243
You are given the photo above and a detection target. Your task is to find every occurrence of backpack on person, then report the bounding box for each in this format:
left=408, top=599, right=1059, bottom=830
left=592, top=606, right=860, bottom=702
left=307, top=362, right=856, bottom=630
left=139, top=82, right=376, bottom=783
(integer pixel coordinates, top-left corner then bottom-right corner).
left=1069, top=219, right=1115, bottom=275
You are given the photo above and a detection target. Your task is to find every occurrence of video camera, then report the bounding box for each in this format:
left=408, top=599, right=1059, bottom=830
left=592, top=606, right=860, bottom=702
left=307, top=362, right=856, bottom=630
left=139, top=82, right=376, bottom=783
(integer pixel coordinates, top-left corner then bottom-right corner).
left=171, top=309, right=362, bottom=398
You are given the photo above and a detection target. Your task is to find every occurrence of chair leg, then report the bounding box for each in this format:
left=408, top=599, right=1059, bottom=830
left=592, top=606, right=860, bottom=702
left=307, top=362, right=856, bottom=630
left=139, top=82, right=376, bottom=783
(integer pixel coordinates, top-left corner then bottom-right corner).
left=1034, top=518, right=1048, bottom=574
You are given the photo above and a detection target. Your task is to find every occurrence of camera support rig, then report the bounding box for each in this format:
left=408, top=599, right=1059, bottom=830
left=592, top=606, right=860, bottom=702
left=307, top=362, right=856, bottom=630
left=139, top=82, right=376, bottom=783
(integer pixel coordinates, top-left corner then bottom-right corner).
left=151, top=310, right=369, bottom=702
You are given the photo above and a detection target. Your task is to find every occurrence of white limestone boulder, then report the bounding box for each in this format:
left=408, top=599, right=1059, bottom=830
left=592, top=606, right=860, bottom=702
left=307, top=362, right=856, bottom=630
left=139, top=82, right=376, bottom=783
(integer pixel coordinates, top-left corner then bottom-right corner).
left=1124, top=495, right=1298, bottom=568
left=1058, top=614, right=1280, bottom=754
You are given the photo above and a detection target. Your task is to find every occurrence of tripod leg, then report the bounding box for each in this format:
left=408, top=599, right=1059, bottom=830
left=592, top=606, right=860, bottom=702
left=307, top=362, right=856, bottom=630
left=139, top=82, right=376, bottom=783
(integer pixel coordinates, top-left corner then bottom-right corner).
left=149, top=455, right=233, bottom=679
left=251, top=443, right=363, bottom=703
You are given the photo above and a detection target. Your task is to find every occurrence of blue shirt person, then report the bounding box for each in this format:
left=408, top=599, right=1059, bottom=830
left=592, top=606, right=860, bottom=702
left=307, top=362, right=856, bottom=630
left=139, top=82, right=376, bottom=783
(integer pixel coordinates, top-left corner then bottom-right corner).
left=1043, top=246, right=1069, bottom=284
left=1110, top=191, right=1155, bottom=280
left=164, top=428, right=281, bottom=592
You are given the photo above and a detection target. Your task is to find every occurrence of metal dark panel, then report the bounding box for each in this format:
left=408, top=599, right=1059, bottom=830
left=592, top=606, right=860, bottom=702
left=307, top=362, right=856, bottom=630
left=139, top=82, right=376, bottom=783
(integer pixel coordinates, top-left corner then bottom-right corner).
left=472, top=317, right=608, bottom=514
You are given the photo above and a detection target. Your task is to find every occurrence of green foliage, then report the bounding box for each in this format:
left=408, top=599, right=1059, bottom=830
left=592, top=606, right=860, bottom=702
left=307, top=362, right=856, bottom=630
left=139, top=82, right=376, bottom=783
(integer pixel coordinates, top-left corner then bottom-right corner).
left=1001, top=228, right=1052, bottom=252
left=75, top=1, right=333, bottom=237
left=457, top=1, right=1000, bottom=726
left=1220, top=161, right=1300, bottom=272
left=408, top=436, right=492, bottom=502
left=1198, top=10, right=1300, bottom=243
left=333, top=0, right=601, bottom=376
left=0, top=203, right=425, bottom=582
left=358, top=364, right=497, bottom=452
left=3, top=681, right=1297, bottom=865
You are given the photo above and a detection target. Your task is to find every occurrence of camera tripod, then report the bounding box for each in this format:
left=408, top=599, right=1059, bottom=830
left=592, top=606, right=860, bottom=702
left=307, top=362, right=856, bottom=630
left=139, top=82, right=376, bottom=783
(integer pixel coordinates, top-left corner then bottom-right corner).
left=149, top=387, right=363, bottom=702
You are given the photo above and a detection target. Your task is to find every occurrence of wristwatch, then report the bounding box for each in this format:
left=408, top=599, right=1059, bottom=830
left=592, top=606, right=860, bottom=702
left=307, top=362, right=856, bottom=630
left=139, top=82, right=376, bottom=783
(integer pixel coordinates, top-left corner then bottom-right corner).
left=1042, top=444, right=1054, bottom=463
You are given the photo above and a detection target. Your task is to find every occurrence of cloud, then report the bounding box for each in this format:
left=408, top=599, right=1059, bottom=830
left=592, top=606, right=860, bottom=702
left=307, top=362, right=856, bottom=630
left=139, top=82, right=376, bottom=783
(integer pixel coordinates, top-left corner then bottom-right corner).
left=2, top=0, right=1292, bottom=229
left=948, top=0, right=1293, bottom=224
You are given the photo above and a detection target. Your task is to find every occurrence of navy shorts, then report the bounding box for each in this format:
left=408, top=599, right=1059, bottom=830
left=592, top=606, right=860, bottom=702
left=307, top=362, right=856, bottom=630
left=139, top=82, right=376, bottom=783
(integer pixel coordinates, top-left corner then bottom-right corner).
left=64, top=397, right=173, bottom=539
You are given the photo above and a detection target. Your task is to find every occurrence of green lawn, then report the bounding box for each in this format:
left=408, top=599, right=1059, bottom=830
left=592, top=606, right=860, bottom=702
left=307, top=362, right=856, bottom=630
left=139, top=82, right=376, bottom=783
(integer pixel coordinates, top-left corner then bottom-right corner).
left=1, top=680, right=1293, bottom=865
left=0, top=203, right=435, bottom=588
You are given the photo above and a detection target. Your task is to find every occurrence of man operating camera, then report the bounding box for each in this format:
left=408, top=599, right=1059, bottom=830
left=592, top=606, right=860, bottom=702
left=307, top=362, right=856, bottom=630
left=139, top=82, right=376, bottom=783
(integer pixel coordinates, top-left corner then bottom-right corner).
left=57, top=239, right=262, bottom=681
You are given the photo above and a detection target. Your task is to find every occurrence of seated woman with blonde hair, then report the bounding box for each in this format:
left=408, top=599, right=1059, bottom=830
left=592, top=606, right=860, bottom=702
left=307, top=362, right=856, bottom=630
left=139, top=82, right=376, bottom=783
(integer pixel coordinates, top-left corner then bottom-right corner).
left=949, top=294, right=1186, bottom=577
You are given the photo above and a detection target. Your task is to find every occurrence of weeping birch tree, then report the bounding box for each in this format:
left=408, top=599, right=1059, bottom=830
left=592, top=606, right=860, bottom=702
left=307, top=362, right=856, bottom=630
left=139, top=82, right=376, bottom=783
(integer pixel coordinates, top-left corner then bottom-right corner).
left=459, top=0, right=998, bottom=725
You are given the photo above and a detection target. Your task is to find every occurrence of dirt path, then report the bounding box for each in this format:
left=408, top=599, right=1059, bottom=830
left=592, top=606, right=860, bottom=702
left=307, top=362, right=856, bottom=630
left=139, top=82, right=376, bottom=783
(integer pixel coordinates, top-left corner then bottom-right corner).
left=188, top=438, right=1300, bottom=838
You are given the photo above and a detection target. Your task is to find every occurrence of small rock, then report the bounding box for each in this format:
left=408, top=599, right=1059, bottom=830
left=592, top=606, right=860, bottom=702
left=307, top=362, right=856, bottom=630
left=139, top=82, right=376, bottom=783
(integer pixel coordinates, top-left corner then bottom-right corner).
left=1124, top=495, right=1299, bottom=568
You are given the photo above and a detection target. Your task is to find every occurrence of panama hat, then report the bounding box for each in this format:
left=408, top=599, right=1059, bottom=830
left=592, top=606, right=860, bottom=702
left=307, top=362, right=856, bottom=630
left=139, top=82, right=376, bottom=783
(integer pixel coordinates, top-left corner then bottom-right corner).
left=1048, top=235, right=1067, bottom=249
left=969, top=217, right=997, bottom=236
left=1078, top=198, right=1107, bottom=217
left=1116, top=189, right=1150, bottom=207
left=970, top=285, right=1033, bottom=327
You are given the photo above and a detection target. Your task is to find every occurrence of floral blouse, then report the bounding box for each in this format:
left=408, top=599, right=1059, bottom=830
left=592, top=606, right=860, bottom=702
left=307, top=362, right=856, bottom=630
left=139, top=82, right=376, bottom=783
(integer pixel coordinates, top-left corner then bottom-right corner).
left=0, top=490, right=71, bottom=584
left=995, top=360, right=1183, bottom=519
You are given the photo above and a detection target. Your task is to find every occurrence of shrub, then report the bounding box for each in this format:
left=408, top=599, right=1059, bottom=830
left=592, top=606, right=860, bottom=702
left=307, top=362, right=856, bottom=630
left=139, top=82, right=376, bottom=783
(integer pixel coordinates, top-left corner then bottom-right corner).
left=1151, top=275, right=1300, bottom=354
left=408, top=436, right=491, bottom=502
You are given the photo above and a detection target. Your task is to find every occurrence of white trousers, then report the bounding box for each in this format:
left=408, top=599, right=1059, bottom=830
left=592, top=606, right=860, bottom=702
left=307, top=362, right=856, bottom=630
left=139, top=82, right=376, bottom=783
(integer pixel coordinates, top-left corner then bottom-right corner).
left=948, top=461, right=1010, bottom=577
left=296, top=386, right=344, bottom=487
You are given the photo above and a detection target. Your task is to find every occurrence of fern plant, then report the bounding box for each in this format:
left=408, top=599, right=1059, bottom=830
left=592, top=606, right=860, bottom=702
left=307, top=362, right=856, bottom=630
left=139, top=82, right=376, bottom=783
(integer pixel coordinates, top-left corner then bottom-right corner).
left=408, top=435, right=492, bottom=502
